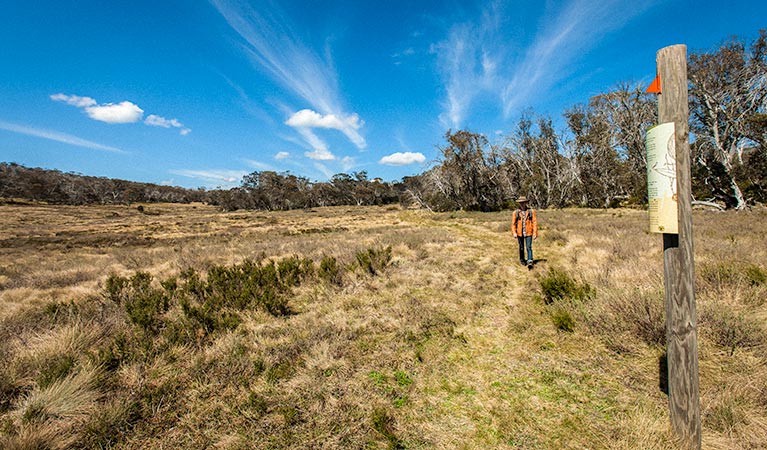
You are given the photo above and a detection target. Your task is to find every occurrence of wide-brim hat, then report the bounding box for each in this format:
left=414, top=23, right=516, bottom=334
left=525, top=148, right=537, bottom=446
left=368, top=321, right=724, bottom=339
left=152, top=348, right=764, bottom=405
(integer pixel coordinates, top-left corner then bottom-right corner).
left=517, top=196, right=529, bottom=203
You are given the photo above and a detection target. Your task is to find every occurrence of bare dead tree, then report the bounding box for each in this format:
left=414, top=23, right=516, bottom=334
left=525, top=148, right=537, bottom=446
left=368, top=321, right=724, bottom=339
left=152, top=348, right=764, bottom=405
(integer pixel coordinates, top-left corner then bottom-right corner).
left=688, top=30, right=767, bottom=209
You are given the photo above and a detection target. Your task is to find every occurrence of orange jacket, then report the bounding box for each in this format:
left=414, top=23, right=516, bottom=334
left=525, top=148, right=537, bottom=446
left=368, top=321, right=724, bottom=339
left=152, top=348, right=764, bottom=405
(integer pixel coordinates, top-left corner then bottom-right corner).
left=511, top=208, right=538, bottom=238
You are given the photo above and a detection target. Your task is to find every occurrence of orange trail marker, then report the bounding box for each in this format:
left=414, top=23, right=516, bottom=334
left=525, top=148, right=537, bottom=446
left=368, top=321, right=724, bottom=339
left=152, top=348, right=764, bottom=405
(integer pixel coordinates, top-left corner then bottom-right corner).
left=646, top=73, right=662, bottom=93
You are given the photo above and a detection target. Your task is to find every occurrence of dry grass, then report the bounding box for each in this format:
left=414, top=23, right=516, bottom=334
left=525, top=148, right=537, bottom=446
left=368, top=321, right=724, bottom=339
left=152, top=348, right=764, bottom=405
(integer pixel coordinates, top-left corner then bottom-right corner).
left=1, top=202, right=766, bottom=448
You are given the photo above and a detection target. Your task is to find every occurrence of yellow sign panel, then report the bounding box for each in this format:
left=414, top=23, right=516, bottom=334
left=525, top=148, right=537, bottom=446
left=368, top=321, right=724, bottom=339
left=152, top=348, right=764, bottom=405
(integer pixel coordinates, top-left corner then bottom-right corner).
left=646, top=122, right=678, bottom=234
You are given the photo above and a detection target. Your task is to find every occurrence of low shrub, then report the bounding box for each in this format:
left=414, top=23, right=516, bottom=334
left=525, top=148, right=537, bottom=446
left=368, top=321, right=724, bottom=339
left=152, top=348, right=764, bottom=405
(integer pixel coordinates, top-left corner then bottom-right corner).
left=699, top=262, right=743, bottom=289
left=356, top=246, right=393, bottom=276
left=198, top=258, right=296, bottom=316
left=539, top=268, right=594, bottom=305
left=104, top=274, right=129, bottom=304
left=699, top=262, right=766, bottom=291
left=318, top=256, right=343, bottom=285
left=276, top=256, right=314, bottom=286
left=106, top=272, right=171, bottom=332
left=104, top=256, right=314, bottom=344
left=702, top=303, right=766, bottom=355
left=609, top=289, right=666, bottom=347
left=550, top=306, right=576, bottom=332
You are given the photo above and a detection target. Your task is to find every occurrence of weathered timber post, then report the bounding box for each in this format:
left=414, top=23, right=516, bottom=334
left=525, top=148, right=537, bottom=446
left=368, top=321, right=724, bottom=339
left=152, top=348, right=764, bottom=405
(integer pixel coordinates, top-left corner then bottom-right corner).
left=657, top=44, right=701, bottom=449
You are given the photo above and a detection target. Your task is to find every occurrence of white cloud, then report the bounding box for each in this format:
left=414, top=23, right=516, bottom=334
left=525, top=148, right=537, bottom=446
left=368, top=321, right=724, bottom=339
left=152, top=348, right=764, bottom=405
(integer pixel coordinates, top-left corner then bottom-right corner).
left=286, top=109, right=358, bottom=130
left=169, top=169, right=247, bottom=188
left=50, top=93, right=96, bottom=108
left=84, top=101, right=144, bottom=124
left=51, top=93, right=189, bottom=133
left=285, top=109, right=366, bottom=150
left=379, top=151, right=426, bottom=166
left=274, top=151, right=290, bottom=160
left=305, top=148, right=336, bottom=161
left=145, top=114, right=182, bottom=128
left=145, top=114, right=191, bottom=135
left=292, top=127, right=336, bottom=160
left=0, top=120, right=126, bottom=154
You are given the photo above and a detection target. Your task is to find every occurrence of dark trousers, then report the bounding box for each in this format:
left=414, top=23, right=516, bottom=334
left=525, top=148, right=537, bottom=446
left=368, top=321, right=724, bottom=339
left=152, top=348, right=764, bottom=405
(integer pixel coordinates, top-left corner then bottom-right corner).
left=517, top=236, right=533, bottom=263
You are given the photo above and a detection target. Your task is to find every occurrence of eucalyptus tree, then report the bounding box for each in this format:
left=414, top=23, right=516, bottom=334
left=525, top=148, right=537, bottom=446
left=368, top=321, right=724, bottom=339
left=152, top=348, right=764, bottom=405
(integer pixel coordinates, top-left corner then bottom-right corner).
left=688, top=30, right=767, bottom=209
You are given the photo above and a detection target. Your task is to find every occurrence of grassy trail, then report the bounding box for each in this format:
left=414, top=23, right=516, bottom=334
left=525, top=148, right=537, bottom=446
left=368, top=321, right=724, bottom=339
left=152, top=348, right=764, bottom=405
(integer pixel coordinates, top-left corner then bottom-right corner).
left=398, top=214, right=667, bottom=449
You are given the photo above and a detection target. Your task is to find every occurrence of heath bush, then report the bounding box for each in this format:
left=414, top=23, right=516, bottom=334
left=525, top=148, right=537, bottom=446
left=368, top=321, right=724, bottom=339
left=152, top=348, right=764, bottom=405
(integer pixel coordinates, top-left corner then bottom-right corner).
left=356, top=246, right=393, bottom=276
left=539, top=268, right=594, bottom=305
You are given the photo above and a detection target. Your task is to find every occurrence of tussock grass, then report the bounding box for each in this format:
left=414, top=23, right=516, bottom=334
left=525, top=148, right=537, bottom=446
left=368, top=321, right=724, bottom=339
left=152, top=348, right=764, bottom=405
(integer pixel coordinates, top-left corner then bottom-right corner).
left=1, top=203, right=767, bottom=448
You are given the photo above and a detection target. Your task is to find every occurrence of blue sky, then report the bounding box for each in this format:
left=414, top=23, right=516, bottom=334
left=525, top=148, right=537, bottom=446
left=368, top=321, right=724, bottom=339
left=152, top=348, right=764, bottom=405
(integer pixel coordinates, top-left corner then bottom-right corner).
left=1, top=0, right=765, bottom=189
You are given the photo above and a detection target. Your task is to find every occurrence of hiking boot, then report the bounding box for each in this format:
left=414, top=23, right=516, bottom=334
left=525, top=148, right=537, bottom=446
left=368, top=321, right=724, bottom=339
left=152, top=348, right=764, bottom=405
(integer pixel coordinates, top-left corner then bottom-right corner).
left=527, top=260, right=534, bottom=269
left=520, top=260, right=526, bottom=266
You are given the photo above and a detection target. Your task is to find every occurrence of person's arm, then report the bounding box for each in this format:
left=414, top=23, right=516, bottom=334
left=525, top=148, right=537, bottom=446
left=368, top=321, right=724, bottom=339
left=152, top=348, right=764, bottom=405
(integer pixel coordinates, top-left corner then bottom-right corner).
left=511, top=211, right=518, bottom=237
left=532, top=210, right=538, bottom=239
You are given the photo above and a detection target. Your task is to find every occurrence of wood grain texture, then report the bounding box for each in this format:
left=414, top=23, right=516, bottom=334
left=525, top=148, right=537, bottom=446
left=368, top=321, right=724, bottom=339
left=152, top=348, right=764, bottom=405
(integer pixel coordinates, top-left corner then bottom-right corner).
left=658, top=44, right=701, bottom=449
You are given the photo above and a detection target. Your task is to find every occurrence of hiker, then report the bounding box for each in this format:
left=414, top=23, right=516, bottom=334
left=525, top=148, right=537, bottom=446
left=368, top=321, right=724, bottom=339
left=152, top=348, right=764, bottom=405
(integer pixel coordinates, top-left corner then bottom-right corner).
left=511, top=196, right=538, bottom=269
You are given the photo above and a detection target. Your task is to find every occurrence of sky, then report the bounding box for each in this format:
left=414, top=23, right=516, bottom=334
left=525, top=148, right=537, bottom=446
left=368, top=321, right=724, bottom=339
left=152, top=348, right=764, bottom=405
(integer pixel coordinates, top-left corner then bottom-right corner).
left=1, top=0, right=766, bottom=189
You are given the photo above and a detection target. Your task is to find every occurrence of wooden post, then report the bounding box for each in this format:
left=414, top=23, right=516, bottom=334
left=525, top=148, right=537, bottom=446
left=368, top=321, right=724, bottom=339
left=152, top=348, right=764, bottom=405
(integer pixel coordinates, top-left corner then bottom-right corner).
left=657, top=44, right=701, bottom=449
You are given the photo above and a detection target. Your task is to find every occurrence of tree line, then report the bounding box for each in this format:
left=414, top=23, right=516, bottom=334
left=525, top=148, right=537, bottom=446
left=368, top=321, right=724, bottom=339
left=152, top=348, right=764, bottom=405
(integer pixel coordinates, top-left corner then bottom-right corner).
left=0, top=163, right=402, bottom=210
left=1, top=31, right=765, bottom=211
left=403, top=31, right=766, bottom=211
left=0, top=162, right=207, bottom=205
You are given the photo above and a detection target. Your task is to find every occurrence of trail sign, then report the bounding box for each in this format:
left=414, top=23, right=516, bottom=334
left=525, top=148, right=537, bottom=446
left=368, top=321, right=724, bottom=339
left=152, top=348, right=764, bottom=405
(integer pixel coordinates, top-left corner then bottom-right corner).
left=646, top=122, right=678, bottom=233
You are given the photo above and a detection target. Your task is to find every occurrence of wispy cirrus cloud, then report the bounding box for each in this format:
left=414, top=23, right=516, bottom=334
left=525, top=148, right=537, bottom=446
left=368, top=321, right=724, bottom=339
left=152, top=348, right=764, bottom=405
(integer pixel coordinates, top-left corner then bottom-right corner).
left=313, top=162, right=334, bottom=180
left=433, top=2, right=502, bottom=129
left=501, top=0, right=654, bottom=116
left=296, top=128, right=335, bottom=161
left=340, top=156, right=357, bottom=172
left=211, top=0, right=365, bottom=154
left=433, top=0, right=654, bottom=127
left=0, top=120, right=126, bottom=154
left=244, top=158, right=275, bottom=171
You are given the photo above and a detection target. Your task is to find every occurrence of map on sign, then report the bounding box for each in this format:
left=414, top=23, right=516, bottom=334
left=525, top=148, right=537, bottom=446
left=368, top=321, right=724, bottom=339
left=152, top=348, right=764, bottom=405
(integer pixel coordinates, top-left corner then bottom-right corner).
left=646, top=122, right=678, bottom=234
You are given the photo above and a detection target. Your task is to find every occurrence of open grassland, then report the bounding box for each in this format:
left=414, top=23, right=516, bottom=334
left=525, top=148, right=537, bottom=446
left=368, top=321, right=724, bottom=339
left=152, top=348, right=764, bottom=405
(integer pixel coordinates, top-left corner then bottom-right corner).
left=1, top=202, right=766, bottom=449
